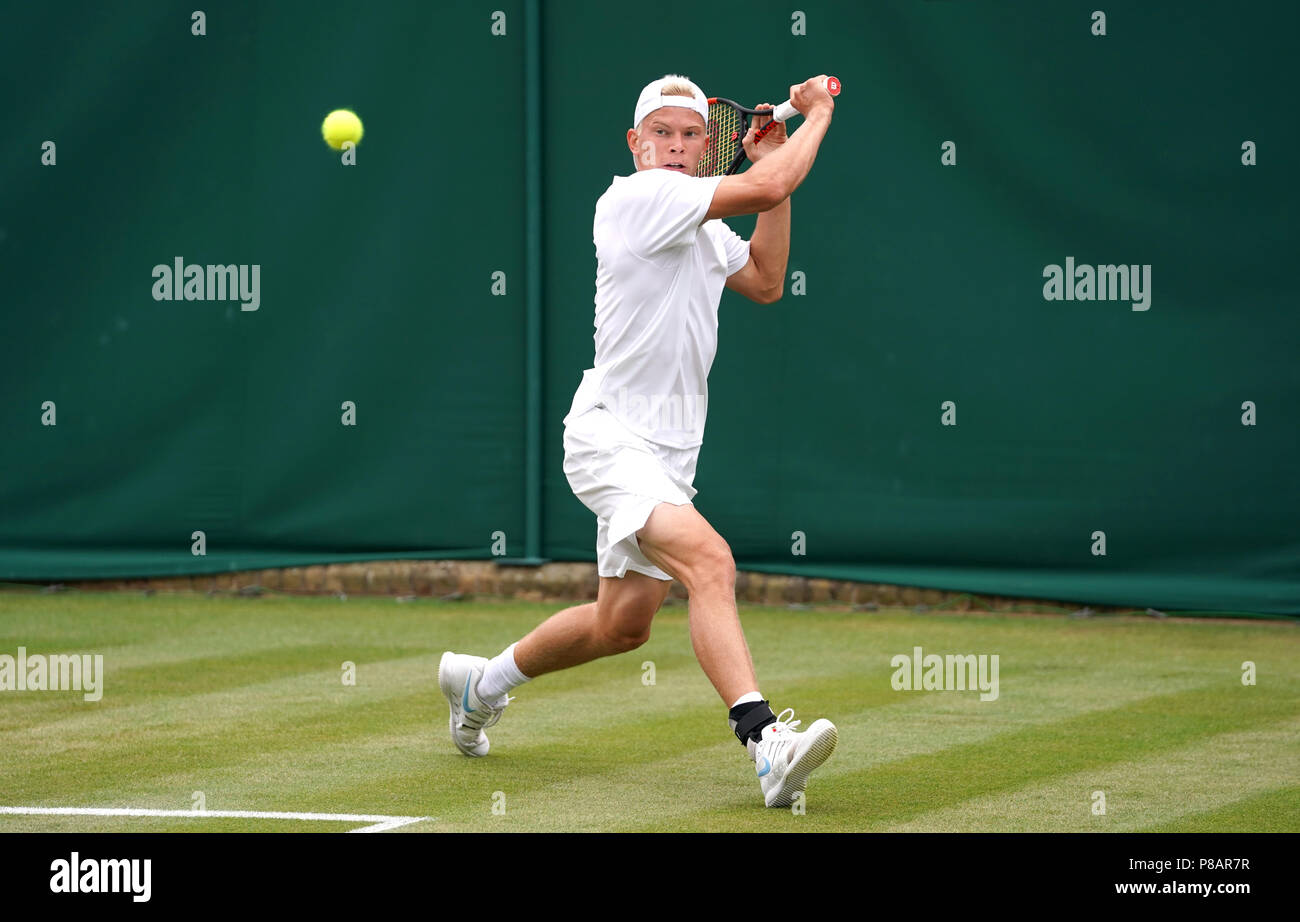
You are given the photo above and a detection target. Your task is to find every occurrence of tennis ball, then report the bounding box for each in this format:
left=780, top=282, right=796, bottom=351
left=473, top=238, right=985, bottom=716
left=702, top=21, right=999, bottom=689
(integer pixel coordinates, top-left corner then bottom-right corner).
left=322, top=109, right=363, bottom=150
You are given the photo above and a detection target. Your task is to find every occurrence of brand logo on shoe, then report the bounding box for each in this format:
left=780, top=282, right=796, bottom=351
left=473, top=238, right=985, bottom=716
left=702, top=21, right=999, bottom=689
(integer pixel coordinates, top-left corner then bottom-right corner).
left=756, top=755, right=771, bottom=778
left=462, top=677, right=477, bottom=713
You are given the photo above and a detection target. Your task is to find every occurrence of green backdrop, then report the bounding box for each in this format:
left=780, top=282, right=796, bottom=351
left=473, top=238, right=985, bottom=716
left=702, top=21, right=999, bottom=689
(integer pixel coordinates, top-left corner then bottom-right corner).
left=2, top=1, right=1296, bottom=616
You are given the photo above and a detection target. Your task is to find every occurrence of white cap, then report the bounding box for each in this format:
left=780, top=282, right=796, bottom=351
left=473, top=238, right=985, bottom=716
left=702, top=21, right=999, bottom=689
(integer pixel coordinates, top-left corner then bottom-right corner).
left=633, top=75, right=708, bottom=131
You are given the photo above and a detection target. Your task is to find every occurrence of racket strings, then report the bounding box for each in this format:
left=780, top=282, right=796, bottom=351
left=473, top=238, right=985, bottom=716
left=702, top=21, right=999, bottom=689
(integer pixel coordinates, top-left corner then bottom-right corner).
left=699, top=102, right=743, bottom=177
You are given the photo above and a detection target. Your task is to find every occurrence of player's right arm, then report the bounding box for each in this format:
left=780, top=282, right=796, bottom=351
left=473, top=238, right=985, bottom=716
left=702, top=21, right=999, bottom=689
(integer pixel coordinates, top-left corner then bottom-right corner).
left=704, top=76, right=836, bottom=221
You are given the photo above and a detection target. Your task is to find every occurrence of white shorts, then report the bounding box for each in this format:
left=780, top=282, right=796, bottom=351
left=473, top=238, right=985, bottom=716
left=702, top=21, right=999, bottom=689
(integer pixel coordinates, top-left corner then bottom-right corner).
left=562, top=405, right=699, bottom=581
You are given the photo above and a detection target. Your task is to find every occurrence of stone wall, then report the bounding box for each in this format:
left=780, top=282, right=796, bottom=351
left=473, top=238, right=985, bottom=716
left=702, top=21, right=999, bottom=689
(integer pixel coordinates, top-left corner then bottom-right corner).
left=29, top=560, right=1122, bottom=615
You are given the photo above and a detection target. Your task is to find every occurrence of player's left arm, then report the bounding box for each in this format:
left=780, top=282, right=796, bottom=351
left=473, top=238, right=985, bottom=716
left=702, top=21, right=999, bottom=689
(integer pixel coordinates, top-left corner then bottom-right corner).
left=725, top=105, right=790, bottom=305
left=725, top=199, right=789, bottom=304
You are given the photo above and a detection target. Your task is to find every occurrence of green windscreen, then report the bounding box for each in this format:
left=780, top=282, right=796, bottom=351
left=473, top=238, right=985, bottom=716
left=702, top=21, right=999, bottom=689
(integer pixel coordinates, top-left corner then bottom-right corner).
left=2, top=1, right=1296, bottom=616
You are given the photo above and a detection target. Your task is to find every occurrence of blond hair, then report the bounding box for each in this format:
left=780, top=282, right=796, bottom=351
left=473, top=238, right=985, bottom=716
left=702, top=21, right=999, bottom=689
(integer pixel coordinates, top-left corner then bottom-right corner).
left=657, top=74, right=699, bottom=99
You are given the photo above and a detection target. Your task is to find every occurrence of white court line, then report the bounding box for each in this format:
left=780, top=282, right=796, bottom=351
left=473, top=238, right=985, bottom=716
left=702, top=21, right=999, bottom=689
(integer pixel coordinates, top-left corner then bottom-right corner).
left=0, top=806, right=432, bottom=833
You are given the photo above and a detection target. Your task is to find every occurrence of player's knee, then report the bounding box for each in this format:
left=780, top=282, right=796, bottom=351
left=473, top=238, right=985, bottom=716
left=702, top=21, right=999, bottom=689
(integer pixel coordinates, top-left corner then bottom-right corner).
left=685, top=541, right=735, bottom=594
left=600, top=606, right=654, bottom=652
left=597, top=591, right=659, bottom=653
left=603, top=621, right=652, bottom=653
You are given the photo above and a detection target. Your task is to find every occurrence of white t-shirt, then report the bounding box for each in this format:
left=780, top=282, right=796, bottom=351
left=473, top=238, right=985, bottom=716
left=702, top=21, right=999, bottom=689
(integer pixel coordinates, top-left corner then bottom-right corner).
left=565, top=168, right=752, bottom=449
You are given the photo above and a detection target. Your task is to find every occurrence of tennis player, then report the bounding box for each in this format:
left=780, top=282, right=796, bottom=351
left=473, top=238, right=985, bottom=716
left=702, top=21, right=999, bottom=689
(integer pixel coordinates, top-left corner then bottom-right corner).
left=440, top=74, right=837, bottom=807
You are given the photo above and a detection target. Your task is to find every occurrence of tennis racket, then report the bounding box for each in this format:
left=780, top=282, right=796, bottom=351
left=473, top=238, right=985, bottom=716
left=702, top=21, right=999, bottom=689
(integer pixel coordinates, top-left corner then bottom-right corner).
left=697, top=76, right=842, bottom=178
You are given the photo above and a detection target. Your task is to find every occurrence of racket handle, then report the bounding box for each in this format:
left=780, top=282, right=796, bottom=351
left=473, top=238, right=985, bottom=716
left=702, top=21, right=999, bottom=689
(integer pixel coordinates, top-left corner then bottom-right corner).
left=771, top=100, right=800, bottom=122
left=772, top=75, right=841, bottom=122
left=755, top=76, right=840, bottom=142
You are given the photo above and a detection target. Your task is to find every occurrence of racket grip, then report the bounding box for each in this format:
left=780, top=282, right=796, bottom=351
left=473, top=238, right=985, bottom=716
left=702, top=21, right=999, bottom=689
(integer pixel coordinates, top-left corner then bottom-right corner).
left=754, top=76, right=840, bottom=142
left=772, top=100, right=800, bottom=122
left=772, top=76, right=841, bottom=122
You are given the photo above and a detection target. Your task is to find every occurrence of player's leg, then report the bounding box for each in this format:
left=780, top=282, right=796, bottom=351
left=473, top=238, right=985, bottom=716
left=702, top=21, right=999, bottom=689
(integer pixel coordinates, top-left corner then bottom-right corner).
left=632, top=501, right=755, bottom=705
left=634, top=501, right=837, bottom=807
left=441, top=402, right=685, bottom=758
left=512, top=571, right=671, bottom=676
left=438, top=572, right=670, bottom=758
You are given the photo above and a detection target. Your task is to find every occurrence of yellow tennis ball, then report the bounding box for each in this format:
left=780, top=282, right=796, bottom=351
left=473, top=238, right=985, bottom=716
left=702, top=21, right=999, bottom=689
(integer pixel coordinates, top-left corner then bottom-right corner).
left=322, top=109, right=363, bottom=150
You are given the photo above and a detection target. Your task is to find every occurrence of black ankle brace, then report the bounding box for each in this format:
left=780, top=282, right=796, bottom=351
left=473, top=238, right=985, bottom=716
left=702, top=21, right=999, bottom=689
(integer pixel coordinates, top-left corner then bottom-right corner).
left=729, top=699, right=776, bottom=746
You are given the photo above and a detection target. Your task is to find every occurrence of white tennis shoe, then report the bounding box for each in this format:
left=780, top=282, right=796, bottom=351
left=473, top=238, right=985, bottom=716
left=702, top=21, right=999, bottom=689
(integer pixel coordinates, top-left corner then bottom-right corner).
left=752, top=708, right=838, bottom=807
left=437, top=651, right=511, bottom=757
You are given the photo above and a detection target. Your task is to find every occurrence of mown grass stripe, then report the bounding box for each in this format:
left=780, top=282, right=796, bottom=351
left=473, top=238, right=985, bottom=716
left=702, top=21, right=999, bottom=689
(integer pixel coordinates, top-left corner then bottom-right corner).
left=786, top=684, right=1295, bottom=830
left=0, top=644, right=420, bottom=730
left=1145, top=784, right=1300, bottom=832
left=884, top=716, right=1300, bottom=832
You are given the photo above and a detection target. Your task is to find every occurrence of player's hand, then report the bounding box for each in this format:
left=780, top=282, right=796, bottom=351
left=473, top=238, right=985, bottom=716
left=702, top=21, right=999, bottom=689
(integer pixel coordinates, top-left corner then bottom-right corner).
left=742, top=104, right=786, bottom=162
left=790, top=75, right=835, bottom=119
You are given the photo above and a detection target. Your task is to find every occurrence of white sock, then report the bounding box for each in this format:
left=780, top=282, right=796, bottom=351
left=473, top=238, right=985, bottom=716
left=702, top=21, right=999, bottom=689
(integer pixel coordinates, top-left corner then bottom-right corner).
left=730, top=691, right=764, bottom=709
left=477, top=642, right=531, bottom=704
